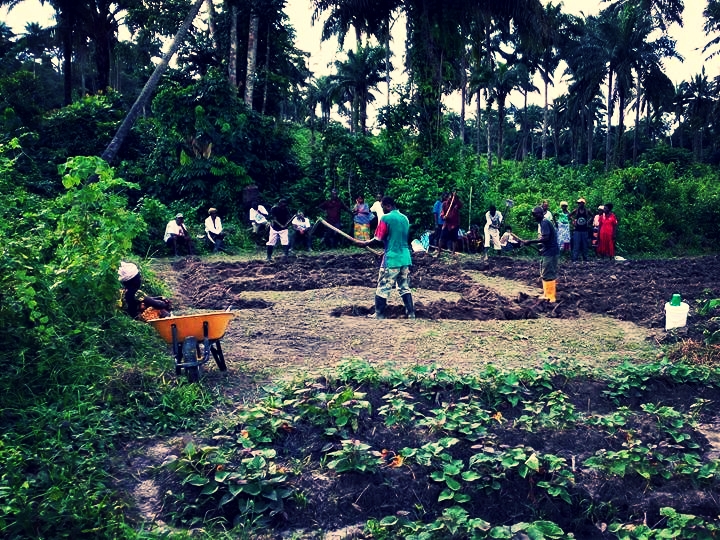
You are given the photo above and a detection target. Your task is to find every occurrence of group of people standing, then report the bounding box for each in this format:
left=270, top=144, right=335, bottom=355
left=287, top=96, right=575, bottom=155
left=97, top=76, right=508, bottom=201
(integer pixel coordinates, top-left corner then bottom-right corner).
left=430, top=192, right=618, bottom=262
left=246, top=190, right=388, bottom=260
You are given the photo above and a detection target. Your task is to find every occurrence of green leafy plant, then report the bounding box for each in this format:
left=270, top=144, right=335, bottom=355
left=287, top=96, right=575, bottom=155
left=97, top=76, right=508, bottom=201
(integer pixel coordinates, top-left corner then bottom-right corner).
left=514, top=390, right=579, bottom=431
left=418, top=400, right=493, bottom=440
left=378, top=389, right=422, bottom=427
left=609, top=507, right=720, bottom=539
left=325, top=439, right=383, bottom=473
left=290, top=384, right=371, bottom=435
left=164, top=443, right=293, bottom=525
left=584, top=434, right=670, bottom=482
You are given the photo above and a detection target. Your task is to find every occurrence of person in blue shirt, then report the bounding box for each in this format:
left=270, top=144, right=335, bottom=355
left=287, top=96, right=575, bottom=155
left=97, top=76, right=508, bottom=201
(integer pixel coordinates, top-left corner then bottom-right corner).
left=432, top=192, right=447, bottom=251
left=353, top=196, right=415, bottom=319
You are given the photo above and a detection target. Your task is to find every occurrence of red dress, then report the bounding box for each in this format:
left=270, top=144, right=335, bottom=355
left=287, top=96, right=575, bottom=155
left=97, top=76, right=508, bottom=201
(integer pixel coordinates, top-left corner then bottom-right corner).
left=597, top=213, right=618, bottom=258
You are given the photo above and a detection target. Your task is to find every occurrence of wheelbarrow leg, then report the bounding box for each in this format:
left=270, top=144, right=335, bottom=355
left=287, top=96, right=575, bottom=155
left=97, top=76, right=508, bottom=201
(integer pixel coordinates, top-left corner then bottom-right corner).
left=210, top=340, right=227, bottom=371
left=171, top=324, right=182, bottom=376
left=182, top=337, right=202, bottom=383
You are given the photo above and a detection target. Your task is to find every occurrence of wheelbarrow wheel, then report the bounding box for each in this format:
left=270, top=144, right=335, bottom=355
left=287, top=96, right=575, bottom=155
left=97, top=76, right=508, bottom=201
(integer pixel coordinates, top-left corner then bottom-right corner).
left=182, top=337, right=201, bottom=383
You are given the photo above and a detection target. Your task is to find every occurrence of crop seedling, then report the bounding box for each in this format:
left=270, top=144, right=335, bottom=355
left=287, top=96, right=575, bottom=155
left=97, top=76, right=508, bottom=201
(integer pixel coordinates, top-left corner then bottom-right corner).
left=418, top=401, right=492, bottom=440
left=640, top=403, right=699, bottom=448
left=468, top=446, right=575, bottom=504
left=584, top=434, right=671, bottom=482
left=325, top=439, right=383, bottom=473
left=377, top=389, right=422, bottom=427
left=430, top=453, right=473, bottom=503
left=288, top=384, right=371, bottom=435
left=514, top=390, right=579, bottom=431
left=164, top=443, right=293, bottom=524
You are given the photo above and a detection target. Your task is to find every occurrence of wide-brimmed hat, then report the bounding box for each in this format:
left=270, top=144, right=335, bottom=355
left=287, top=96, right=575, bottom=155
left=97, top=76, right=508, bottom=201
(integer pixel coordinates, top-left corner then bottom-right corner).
left=577, top=198, right=586, bottom=203
left=208, top=208, right=217, bottom=214
left=560, top=201, right=568, bottom=207
left=175, top=213, right=184, bottom=219
left=598, top=205, right=605, bottom=210
left=118, top=261, right=139, bottom=282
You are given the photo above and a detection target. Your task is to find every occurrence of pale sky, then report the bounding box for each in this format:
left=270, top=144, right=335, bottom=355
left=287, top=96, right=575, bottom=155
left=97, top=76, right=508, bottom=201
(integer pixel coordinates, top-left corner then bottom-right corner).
left=2, top=0, right=715, bottom=115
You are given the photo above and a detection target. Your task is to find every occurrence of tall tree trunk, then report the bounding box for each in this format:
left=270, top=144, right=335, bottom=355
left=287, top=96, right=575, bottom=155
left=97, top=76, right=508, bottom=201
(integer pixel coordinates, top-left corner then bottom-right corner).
left=616, top=91, right=626, bottom=167
left=261, top=22, right=270, bottom=115
left=541, top=78, right=549, bottom=159
left=206, top=0, right=218, bottom=52
left=229, top=5, right=238, bottom=87
left=587, top=110, right=594, bottom=165
left=60, top=13, right=73, bottom=105
left=520, top=90, right=529, bottom=161
left=245, top=12, right=259, bottom=108
left=460, top=54, right=467, bottom=151
left=476, top=90, right=482, bottom=158
left=633, top=78, right=641, bottom=165
left=497, top=95, right=506, bottom=166
left=385, top=22, right=391, bottom=107
left=605, top=69, right=614, bottom=172
left=485, top=89, right=493, bottom=172
left=101, top=0, right=205, bottom=164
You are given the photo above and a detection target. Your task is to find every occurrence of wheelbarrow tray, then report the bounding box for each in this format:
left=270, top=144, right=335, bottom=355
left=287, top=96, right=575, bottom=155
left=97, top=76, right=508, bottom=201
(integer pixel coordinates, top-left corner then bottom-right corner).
left=149, top=311, right=235, bottom=343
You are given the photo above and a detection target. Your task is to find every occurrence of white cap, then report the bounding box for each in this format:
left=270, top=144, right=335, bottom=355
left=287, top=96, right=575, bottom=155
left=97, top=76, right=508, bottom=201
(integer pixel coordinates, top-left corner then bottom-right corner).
left=118, top=261, right=139, bottom=282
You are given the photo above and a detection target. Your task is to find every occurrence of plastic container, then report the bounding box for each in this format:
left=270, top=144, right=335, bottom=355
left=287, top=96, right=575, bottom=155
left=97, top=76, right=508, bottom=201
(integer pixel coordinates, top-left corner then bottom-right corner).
left=664, top=301, right=689, bottom=330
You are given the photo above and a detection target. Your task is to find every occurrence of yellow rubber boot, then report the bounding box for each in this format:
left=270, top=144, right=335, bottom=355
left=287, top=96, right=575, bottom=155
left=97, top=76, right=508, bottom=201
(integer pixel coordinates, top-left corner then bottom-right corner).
left=545, top=280, right=557, bottom=303
left=539, top=281, right=548, bottom=299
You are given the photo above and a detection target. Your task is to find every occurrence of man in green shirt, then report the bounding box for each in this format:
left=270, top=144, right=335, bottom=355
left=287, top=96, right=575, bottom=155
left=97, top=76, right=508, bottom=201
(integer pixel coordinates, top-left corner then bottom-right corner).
left=353, top=196, right=415, bottom=319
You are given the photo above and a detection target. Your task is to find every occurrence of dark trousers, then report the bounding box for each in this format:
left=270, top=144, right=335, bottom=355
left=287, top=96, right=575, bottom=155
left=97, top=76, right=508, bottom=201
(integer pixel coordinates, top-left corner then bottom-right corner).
left=293, top=231, right=312, bottom=250
left=572, top=230, right=589, bottom=261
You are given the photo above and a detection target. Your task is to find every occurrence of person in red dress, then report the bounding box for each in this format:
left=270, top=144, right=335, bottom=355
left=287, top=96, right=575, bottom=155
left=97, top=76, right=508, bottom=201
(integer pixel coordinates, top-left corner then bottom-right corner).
left=597, top=203, right=618, bottom=258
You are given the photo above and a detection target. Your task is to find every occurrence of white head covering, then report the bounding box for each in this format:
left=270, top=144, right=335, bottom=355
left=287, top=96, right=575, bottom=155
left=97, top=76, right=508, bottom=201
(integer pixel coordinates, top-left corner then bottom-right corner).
left=118, top=261, right=139, bottom=282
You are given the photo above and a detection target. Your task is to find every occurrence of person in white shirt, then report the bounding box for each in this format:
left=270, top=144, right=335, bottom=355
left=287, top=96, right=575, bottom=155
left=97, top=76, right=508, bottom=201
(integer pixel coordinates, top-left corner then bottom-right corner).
left=483, top=205, right=503, bottom=260
left=249, top=202, right=268, bottom=232
left=163, top=213, right=194, bottom=256
left=204, top=207, right=225, bottom=252
left=538, top=199, right=554, bottom=236
left=370, top=192, right=385, bottom=229
left=500, top=226, right=522, bottom=251
left=291, top=211, right=313, bottom=251
left=249, top=201, right=269, bottom=246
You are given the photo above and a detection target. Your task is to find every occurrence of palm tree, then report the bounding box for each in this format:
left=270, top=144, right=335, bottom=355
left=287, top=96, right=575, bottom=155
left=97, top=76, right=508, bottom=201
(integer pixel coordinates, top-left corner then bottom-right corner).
left=684, top=69, right=714, bottom=160
left=703, top=0, right=720, bottom=59
left=311, top=0, right=401, bottom=107
left=489, top=61, right=521, bottom=165
left=537, top=2, right=564, bottom=160
left=328, top=45, right=388, bottom=134
left=606, top=0, right=684, bottom=32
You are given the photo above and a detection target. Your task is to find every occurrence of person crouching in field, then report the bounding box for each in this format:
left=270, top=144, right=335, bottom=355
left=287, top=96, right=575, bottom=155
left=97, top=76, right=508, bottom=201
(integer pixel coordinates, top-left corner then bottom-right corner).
left=118, top=262, right=172, bottom=321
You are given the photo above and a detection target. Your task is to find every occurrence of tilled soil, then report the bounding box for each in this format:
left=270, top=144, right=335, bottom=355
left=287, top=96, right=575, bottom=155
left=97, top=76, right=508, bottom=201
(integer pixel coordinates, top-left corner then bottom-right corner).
left=167, top=253, right=720, bottom=373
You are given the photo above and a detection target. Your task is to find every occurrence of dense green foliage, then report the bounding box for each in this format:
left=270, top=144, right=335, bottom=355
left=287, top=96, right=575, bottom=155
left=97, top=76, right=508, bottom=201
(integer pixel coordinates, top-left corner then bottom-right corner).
left=0, top=147, right=218, bottom=538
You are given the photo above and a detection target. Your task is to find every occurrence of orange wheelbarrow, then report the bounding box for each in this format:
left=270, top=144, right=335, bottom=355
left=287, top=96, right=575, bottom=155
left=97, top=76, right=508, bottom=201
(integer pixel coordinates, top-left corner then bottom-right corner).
left=149, top=311, right=235, bottom=382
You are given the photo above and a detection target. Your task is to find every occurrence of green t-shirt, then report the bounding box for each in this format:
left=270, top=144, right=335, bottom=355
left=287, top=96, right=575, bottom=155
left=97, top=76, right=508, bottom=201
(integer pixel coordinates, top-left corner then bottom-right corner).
left=377, top=209, right=412, bottom=268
